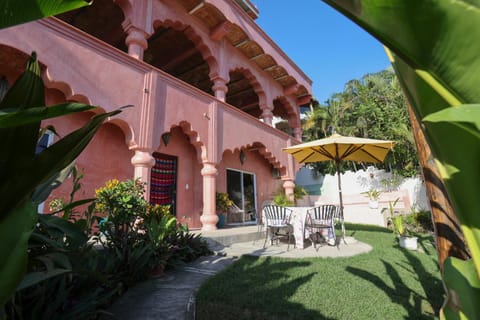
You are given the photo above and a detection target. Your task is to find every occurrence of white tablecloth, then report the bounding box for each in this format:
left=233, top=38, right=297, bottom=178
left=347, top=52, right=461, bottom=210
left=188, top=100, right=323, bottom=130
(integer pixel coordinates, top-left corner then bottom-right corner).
left=287, top=206, right=312, bottom=249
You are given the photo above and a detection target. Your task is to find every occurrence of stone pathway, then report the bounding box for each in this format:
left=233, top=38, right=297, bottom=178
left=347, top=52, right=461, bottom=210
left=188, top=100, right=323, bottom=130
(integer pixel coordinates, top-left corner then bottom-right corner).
left=103, top=233, right=372, bottom=319
left=102, top=253, right=236, bottom=320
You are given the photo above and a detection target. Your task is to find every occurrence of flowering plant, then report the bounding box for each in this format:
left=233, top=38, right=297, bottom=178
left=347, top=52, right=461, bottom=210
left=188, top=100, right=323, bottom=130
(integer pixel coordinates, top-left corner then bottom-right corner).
left=216, top=192, right=233, bottom=214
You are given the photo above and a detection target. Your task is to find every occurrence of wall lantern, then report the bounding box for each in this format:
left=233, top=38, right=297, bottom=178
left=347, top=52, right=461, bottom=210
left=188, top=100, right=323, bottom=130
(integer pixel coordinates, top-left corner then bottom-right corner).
left=272, top=168, right=281, bottom=179
left=161, top=132, right=171, bottom=146
left=239, top=150, right=246, bottom=165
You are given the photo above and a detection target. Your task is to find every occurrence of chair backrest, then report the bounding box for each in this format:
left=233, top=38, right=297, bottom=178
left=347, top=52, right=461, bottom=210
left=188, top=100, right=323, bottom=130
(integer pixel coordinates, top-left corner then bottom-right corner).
left=263, top=205, right=292, bottom=226
left=332, top=205, right=343, bottom=221
left=307, top=205, right=337, bottom=223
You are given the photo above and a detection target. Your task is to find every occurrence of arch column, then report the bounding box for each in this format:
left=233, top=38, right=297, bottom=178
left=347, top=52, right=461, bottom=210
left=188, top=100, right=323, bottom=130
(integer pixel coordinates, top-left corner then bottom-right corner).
left=212, top=77, right=228, bottom=102
left=131, top=149, right=155, bottom=196
left=260, top=104, right=274, bottom=125
left=200, top=162, right=219, bottom=231
left=292, top=127, right=302, bottom=140
left=124, top=24, right=149, bottom=60
left=282, top=178, right=296, bottom=202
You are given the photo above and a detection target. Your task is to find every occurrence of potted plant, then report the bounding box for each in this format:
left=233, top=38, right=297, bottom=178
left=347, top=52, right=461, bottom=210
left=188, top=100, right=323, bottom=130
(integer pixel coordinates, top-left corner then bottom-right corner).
left=391, top=214, right=418, bottom=250
left=362, top=188, right=381, bottom=209
left=271, top=186, right=307, bottom=207
left=216, top=192, right=233, bottom=228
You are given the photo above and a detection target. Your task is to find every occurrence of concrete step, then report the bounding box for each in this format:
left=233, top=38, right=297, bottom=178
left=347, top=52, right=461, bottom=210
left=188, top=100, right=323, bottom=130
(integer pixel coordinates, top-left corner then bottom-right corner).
left=194, top=225, right=263, bottom=247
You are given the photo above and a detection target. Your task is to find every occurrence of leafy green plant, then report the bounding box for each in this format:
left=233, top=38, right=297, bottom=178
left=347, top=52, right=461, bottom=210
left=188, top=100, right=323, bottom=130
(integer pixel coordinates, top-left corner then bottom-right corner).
left=143, top=204, right=177, bottom=269
left=271, top=186, right=307, bottom=207
left=95, top=179, right=152, bottom=285
left=322, top=1, right=480, bottom=317
left=272, top=193, right=294, bottom=207
left=382, top=198, right=400, bottom=218
left=391, top=215, right=415, bottom=237
left=216, top=192, right=234, bottom=214
left=5, top=173, right=119, bottom=320
left=48, top=165, right=99, bottom=236
left=362, top=189, right=381, bottom=201
left=0, top=0, right=91, bottom=30
left=412, top=210, right=434, bottom=233
left=0, top=52, right=122, bottom=311
left=167, top=226, right=212, bottom=267
left=5, top=214, right=114, bottom=320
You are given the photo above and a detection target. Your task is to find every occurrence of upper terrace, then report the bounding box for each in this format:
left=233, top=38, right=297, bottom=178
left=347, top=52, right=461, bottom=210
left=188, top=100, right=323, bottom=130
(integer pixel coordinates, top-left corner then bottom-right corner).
left=0, top=16, right=300, bottom=175
left=54, top=0, right=312, bottom=122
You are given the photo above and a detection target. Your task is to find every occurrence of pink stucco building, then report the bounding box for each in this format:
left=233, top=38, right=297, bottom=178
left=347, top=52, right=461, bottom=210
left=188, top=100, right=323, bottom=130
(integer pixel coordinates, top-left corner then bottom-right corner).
left=0, top=0, right=311, bottom=230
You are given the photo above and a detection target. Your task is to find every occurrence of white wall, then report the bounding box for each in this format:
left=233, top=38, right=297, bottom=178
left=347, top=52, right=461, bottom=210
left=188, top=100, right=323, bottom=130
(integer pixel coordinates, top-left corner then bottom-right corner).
left=295, top=166, right=431, bottom=227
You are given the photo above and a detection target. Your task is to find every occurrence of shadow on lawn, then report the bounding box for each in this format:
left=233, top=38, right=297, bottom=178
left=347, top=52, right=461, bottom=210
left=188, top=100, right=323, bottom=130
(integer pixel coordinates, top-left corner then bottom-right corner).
left=346, top=238, right=443, bottom=319
left=196, top=255, right=335, bottom=320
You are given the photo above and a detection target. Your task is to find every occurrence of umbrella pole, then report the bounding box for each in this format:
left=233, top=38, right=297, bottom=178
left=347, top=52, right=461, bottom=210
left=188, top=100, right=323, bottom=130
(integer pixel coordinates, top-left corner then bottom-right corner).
left=336, top=160, right=346, bottom=244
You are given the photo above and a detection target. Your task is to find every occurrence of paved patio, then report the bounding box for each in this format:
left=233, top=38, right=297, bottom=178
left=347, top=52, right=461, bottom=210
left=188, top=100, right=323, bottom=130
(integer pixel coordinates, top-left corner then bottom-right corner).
left=196, top=225, right=372, bottom=258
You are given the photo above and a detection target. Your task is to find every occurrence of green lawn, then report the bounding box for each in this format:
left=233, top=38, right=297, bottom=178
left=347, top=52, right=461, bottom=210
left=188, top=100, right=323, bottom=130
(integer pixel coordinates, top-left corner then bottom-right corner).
left=196, top=224, right=444, bottom=320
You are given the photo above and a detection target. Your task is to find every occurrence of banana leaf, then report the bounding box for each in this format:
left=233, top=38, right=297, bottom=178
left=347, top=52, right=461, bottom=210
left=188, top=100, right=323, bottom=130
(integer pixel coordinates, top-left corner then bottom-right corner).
left=443, top=257, right=480, bottom=319
left=385, top=50, right=480, bottom=273
left=32, top=161, right=76, bottom=205
left=0, top=0, right=91, bottom=29
left=0, top=201, right=37, bottom=308
left=0, top=53, right=123, bottom=309
left=0, top=103, right=95, bottom=128
left=322, top=0, right=480, bottom=316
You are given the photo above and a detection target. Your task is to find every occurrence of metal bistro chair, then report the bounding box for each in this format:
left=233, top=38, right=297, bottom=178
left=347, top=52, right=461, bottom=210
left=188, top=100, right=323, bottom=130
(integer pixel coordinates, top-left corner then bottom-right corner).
left=306, top=205, right=337, bottom=248
left=263, top=205, right=294, bottom=251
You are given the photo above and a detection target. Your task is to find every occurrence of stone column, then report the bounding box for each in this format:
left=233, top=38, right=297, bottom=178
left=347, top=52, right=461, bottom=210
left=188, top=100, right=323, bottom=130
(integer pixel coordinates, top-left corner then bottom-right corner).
left=131, top=149, right=155, bottom=196
left=212, top=77, right=228, bottom=102
left=292, top=127, right=302, bottom=140
left=200, top=162, right=219, bottom=231
left=261, top=106, right=274, bottom=125
left=124, top=25, right=149, bottom=60
left=282, top=179, right=295, bottom=202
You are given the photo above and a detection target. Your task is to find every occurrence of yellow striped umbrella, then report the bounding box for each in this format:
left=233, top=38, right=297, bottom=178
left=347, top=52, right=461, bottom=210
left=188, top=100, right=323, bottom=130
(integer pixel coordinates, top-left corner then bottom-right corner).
left=283, top=133, right=395, bottom=240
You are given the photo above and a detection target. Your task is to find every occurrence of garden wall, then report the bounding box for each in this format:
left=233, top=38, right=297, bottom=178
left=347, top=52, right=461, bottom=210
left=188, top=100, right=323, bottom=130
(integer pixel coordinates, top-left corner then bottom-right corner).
left=295, top=166, right=431, bottom=227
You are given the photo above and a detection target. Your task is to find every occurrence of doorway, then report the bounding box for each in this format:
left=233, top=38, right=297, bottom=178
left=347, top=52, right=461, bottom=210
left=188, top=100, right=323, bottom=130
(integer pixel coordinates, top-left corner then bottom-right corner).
left=150, top=152, right=177, bottom=216
left=226, top=169, right=257, bottom=224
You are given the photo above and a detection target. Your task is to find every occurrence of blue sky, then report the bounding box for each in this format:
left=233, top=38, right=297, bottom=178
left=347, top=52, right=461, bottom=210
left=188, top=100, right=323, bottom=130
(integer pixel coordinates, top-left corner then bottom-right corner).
left=251, top=0, right=391, bottom=104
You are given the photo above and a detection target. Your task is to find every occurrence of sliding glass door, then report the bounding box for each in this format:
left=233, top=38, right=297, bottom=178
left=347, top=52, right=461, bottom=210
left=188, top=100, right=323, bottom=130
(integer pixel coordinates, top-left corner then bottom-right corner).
left=226, top=169, right=257, bottom=224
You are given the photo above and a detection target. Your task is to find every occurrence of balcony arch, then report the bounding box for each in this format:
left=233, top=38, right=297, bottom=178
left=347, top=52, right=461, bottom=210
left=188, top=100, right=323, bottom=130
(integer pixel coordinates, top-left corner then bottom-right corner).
left=145, top=19, right=218, bottom=96
left=226, top=68, right=265, bottom=118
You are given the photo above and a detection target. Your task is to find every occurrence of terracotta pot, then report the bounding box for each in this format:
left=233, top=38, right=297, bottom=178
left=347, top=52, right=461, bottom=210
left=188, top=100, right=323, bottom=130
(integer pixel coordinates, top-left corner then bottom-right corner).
left=150, top=265, right=165, bottom=278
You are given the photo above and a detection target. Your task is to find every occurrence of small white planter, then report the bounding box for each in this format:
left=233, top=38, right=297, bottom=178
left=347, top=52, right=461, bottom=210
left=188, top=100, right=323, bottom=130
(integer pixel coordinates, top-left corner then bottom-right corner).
left=368, top=200, right=379, bottom=209
left=399, top=236, right=418, bottom=250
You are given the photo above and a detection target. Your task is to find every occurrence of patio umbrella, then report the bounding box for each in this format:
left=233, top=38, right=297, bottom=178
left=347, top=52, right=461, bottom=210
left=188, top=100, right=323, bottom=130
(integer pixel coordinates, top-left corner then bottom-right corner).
left=282, top=133, right=395, bottom=241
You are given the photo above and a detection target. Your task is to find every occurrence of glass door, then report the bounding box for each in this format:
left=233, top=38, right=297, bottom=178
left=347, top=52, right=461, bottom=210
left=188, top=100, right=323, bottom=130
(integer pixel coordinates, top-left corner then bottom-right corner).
left=226, top=169, right=257, bottom=224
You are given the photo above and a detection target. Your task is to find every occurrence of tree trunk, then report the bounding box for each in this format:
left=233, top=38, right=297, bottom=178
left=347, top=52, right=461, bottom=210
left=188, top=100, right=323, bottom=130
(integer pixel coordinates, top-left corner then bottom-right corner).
left=407, top=103, right=470, bottom=268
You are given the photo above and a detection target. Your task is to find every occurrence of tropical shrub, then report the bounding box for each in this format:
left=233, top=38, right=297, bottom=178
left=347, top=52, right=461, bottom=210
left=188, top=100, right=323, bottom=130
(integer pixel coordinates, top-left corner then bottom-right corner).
left=95, top=178, right=212, bottom=284
left=143, top=204, right=177, bottom=270
left=48, top=165, right=99, bottom=237
left=167, top=224, right=212, bottom=267
left=4, top=214, right=114, bottom=320
left=94, top=179, right=153, bottom=286
left=6, top=176, right=212, bottom=319
left=0, top=53, right=122, bottom=312
left=411, top=210, right=434, bottom=234
left=1, top=1, right=96, bottom=308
